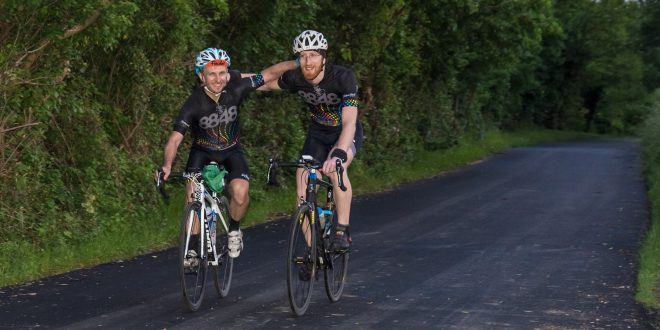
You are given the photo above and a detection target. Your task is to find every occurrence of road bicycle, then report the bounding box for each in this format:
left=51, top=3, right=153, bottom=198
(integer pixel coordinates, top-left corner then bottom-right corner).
left=267, top=155, right=350, bottom=316
left=157, top=163, right=233, bottom=311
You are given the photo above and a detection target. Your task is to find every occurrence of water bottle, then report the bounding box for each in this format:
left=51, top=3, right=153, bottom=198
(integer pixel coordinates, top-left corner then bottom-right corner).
left=323, top=210, right=333, bottom=236
left=317, top=207, right=326, bottom=230
left=317, top=207, right=333, bottom=237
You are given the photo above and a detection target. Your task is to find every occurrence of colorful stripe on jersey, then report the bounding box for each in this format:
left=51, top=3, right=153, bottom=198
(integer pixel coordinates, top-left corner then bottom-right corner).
left=342, top=97, right=359, bottom=108
left=310, top=104, right=341, bottom=126
left=194, top=121, right=240, bottom=151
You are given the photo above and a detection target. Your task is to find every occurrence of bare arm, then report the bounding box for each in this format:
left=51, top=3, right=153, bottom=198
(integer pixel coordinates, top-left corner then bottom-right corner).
left=261, top=60, right=297, bottom=83
left=336, top=106, right=358, bottom=152
left=240, top=60, right=297, bottom=91
left=323, top=106, right=357, bottom=173
left=161, top=131, right=184, bottom=180
left=258, top=79, right=283, bottom=91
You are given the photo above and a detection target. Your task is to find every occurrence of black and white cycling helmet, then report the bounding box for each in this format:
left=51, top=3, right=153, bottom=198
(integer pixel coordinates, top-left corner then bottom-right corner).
left=195, top=48, right=231, bottom=74
left=292, top=30, right=328, bottom=54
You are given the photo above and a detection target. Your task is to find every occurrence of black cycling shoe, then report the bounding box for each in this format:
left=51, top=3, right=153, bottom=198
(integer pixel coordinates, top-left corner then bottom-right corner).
left=298, top=258, right=313, bottom=281
left=331, top=231, right=351, bottom=252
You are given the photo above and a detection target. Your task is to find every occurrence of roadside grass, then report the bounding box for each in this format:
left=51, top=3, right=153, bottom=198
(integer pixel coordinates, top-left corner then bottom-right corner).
left=0, top=128, right=611, bottom=289
left=637, top=107, right=660, bottom=321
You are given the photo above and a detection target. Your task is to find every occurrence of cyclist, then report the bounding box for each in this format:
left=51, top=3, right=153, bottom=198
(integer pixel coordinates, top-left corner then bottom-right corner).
left=262, top=30, right=363, bottom=252
left=158, top=47, right=296, bottom=260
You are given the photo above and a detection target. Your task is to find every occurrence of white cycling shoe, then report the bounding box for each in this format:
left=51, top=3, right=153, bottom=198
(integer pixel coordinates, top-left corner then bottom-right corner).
left=183, top=250, right=200, bottom=269
left=227, top=229, right=243, bottom=258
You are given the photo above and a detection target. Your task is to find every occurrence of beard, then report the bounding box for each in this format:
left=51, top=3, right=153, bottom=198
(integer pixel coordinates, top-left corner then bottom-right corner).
left=302, top=64, right=324, bottom=81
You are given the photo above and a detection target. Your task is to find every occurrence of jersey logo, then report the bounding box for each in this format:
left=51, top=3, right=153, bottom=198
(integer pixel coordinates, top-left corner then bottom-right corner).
left=298, top=90, right=341, bottom=105
left=199, top=105, right=238, bottom=129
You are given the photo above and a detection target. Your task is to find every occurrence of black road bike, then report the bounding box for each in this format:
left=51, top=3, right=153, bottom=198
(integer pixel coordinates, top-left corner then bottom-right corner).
left=267, top=155, right=350, bottom=316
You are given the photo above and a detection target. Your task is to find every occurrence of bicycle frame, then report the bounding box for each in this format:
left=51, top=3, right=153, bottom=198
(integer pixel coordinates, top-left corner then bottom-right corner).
left=190, top=173, right=231, bottom=266
left=159, top=172, right=229, bottom=266
left=157, top=166, right=235, bottom=310
left=268, top=155, right=345, bottom=226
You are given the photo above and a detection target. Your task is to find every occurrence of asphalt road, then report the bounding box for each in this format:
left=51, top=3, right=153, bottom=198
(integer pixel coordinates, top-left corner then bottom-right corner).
left=0, top=139, right=653, bottom=329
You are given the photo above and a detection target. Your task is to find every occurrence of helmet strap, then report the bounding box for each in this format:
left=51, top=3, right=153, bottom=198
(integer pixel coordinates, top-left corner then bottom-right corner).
left=203, top=86, right=222, bottom=102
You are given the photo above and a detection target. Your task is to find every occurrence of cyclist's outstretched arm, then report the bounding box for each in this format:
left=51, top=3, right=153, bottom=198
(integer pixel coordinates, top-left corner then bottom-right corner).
left=236, top=60, right=296, bottom=91
left=258, top=79, right=283, bottom=91
left=262, top=60, right=297, bottom=82
left=160, top=131, right=184, bottom=180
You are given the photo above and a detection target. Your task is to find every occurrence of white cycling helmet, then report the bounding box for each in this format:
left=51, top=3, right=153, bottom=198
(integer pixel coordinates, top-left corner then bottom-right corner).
left=195, top=48, right=231, bottom=74
left=292, top=30, right=328, bottom=54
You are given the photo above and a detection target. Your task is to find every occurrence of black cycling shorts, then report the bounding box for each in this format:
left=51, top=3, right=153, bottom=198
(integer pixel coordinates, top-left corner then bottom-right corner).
left=300, top=121, right=363, bottom=162
left=185, top=144, right=251, bottom=182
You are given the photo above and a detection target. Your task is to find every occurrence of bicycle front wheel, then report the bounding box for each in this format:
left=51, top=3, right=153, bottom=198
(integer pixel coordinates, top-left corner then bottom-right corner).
left=178, top=202, right=208, bottom=311
left=324, top=216, right=349, bottom=302
left=212, top=196, right=233, bottom=297
left=287, top=203, right=317, bottom=316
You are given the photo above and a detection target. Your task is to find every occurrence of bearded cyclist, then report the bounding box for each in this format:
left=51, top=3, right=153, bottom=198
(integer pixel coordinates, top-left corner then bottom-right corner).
left=158, top=48, right=296, bottom=260
left=262, top=30, right=363, bottom=252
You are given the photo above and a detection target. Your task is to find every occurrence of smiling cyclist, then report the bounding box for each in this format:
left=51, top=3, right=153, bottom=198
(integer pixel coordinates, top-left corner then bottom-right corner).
left=157, top=48, right=296, bottom=260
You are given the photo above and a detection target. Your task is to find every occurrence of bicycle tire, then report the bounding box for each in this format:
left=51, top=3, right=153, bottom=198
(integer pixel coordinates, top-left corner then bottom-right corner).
left=286, top=203, right=317, bottom=316
left=323, top=211, right=349, bottom=302
left=212, top=196, right=233, bottom=298
left=178, top=202, right=208, bottom=311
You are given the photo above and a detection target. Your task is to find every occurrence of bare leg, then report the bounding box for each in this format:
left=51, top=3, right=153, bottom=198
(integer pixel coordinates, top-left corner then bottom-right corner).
left=228, top=179, right=250, bottom=221
left=295, top=167, right=307, bottom=206
left=327, top=147, right=355, bottom=227
left=186, top=181, right=200, bottom=234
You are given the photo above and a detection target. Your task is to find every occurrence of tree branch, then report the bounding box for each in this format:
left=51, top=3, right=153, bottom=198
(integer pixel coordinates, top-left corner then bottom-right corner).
left=20, top=0, right=110, bottom=70
left=0, top=122, right=41, bottom=134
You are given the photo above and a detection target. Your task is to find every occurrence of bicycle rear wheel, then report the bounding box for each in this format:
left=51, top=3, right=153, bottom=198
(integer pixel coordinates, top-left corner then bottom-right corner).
left=287, top=204, right=317, bottom=316
left=178, top=202, right=208, bottom=311
left=212, top=196, right=233, bottom=297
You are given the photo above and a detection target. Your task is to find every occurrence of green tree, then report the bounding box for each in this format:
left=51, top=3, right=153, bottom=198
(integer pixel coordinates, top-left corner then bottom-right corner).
left=534, top=0, right=646, bottom=133
left=639, top=0, right=660, bottom=91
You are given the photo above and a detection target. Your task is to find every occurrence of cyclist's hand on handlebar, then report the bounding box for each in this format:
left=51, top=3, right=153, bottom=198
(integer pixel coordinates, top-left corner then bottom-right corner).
left=323, top=157, right=341, bottom=174
left=155, top=166, right=171, bottom=186
left=155, top=167, right=170, bottom=202
left=161, top=165, right=171, bottom=181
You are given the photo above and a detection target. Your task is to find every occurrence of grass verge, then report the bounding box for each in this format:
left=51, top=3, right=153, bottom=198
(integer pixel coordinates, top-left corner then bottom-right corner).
left=637, top=107, right=660, bottom=325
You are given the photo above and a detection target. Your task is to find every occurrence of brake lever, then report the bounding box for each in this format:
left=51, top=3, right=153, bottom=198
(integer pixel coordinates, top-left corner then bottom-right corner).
left=267, top=158, right=279, bottom=186
left=335, top=159, right=347, bottom=192
left=156, top=168, right=170, bottom=203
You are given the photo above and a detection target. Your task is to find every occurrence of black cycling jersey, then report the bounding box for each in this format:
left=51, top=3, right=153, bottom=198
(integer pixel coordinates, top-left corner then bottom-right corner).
left=173, top=70, right=265, bottom=151
left=278, top=63, right=362, bottom=161
left=277, top=64, right=360, bottom=133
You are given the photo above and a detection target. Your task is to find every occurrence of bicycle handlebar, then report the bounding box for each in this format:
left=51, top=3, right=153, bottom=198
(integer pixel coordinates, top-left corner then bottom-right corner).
left=156, top=168, right=170, bottom=203
left=267, top=157, right=347, bottom=192
left=156, top=168, right=188, bottom=204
